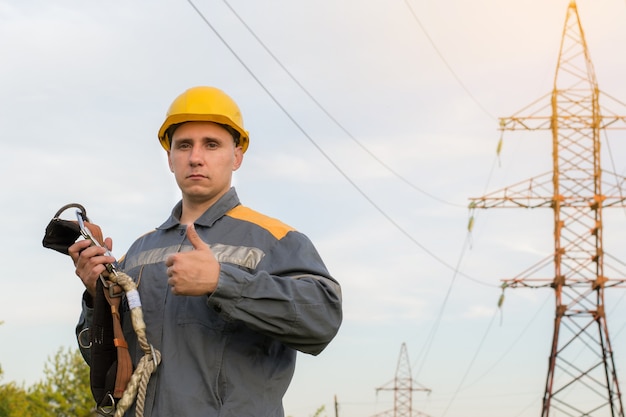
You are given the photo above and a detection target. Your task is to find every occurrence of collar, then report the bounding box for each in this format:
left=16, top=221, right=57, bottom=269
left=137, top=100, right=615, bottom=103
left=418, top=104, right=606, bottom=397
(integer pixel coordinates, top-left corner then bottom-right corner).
left=157, top=187, right=241, bottom=230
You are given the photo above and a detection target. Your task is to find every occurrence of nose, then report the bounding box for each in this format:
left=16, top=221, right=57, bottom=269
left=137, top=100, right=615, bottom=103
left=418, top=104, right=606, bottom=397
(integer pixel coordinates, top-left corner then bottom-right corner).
left=188, top=144, right=204, bottom=166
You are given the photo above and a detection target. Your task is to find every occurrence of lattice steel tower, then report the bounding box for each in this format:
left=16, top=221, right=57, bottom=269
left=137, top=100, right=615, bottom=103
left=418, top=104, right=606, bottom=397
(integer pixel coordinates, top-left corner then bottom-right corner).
left=470, top=1, right=626, bottom=416
left=373, top=343, right=431, bottom=417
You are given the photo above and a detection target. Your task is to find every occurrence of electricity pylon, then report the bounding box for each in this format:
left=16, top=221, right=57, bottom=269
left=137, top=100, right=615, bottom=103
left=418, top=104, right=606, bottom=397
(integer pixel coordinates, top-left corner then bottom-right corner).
left=469, top=1, right=626, bottom=416
left=373, top=343, right=431, bottom=417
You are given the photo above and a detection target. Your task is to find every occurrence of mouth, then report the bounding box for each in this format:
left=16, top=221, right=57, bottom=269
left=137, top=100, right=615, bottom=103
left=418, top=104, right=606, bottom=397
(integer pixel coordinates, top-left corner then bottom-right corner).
left=187, top=174, right=207, bottom=180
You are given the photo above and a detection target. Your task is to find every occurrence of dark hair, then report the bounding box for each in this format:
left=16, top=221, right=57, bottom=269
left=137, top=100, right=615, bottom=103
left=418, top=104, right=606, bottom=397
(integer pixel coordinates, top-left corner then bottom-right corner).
left=220, top=124, right=241, bottom=147
left=166, top=122, right=240, bottom=147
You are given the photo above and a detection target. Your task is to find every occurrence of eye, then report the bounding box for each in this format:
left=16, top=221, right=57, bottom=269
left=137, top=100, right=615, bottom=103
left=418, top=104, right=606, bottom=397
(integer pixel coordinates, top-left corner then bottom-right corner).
left=176, top=142, right=192, bottom=150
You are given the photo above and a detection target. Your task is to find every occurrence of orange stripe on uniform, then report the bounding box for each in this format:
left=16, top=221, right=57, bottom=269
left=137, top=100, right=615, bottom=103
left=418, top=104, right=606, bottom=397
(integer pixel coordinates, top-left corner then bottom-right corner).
left=227, top=206, right=294, bottom=240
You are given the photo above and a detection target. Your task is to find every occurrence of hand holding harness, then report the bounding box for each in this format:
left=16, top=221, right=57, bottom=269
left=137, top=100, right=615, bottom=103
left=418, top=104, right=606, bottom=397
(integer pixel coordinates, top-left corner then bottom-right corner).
left=43, top=204, right=160, bottom=417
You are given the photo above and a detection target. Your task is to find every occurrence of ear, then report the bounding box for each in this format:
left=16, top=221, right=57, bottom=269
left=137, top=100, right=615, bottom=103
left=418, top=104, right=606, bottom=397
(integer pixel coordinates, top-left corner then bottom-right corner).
left=232, top=147, right=244, bottom=171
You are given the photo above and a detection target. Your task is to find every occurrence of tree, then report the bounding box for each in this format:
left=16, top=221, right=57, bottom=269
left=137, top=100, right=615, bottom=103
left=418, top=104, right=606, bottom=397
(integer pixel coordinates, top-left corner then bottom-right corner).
left=29, top=346, right=94, bottom=417
left=0, top=346, right=94, bottom=417
left=0, top=381, right=37, bottom=417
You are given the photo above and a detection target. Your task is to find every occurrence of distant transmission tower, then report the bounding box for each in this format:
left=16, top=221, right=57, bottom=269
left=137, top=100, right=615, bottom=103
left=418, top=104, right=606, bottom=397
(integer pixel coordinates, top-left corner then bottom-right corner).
left=373, top=343, right=431, bottom=417
left=470, top=1, right=626, bottom=416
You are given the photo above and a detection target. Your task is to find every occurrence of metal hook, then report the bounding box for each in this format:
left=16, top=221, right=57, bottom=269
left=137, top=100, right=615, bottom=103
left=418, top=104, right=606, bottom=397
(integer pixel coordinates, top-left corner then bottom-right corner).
left=97, top=393, right=116, bottom=416
left=76, top=210, right=118, bottom=276
left=78, top=327, right=92, bottom=349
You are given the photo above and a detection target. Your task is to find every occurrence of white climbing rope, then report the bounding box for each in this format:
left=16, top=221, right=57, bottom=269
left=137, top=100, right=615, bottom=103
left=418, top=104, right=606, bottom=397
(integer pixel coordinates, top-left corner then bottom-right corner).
left=108, top=271, right=161, bottom=417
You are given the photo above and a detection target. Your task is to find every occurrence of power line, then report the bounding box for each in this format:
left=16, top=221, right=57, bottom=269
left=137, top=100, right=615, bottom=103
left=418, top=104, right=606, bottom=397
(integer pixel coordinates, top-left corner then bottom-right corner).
left=440, top=307, right=499, bottom=417
left=460, top=293, right=551, bottom=391
left=187, top=9, right=522, bottom=410
left=401, top=0, right=507, bottom=211
left=188, top=8, right=506, bottom=403
left=185, top=0, right=494, bottom=285
left=412, top=233, right=490, bottom=379
left=403, top=0, right=495, bottom=122
left=222, top=0, right=464, bottom=209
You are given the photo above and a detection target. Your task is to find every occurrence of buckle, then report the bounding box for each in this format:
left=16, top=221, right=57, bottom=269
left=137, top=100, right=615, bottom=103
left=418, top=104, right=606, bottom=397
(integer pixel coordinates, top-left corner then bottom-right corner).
left=78, top=328, right=92, bottom=349
left=97, top=393, right=116, bottom=416
left=99, top=275, right=123, bottom=298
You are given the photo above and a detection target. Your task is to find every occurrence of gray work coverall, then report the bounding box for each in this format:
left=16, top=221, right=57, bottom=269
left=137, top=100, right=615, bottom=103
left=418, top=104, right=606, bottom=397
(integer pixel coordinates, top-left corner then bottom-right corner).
left=76, top=187, right=343, bottom=416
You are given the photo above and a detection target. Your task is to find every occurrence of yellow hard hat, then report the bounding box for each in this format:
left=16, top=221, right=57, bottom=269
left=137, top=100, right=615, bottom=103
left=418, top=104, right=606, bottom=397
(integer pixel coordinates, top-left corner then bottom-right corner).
left=158, top=86, right=249, bottom=153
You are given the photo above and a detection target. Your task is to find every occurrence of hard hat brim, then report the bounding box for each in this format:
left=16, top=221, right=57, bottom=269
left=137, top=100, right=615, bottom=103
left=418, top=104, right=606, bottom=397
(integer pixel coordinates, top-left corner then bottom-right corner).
left=158, top=114, right=249, bottom=153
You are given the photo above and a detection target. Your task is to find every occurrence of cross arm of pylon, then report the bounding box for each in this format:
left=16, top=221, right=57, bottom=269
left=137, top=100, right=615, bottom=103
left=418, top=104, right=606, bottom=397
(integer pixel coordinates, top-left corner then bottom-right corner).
left=601, top=170, right=626, bottom=207
left=497, top=90, right=626, bottom=131
left=497, top=93, right=552, bottom=131
left=469, top=170, right=626, bottom=210
left=599, top=91, right=626, bottom=129
left=469, top=171, right=554, bottom=209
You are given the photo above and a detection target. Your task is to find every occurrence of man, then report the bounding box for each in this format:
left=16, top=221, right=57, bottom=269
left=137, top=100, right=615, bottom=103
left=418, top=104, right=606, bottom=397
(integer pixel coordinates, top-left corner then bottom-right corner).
left=69, top=86, right=343, bottom=416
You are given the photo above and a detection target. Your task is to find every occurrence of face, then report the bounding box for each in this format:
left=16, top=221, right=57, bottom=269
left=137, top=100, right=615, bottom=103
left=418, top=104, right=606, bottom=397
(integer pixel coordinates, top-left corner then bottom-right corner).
left=168, top=121, right=243, bottom=208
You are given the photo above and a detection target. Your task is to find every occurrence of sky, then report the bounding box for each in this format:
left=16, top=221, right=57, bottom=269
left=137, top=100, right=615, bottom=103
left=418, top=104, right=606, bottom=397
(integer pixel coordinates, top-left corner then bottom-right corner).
left=2, top=0, right=626, bottom=416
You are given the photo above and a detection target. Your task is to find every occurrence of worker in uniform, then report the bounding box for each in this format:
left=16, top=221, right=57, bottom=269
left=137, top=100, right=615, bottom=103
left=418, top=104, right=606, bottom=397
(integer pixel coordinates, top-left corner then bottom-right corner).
left=69, top=86, right=343, bottom=416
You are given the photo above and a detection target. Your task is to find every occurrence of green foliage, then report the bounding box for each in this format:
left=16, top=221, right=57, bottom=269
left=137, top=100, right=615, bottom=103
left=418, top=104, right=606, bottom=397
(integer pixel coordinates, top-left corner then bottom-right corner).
left=288, top=405, right=327, bottom=417
left=0, top=321, right=3, bottom=378
left=0, top=347, right=95, bottom=417
left=0, top=381, right=37, bottom=417
left=311, top=405, right=326, bottom=417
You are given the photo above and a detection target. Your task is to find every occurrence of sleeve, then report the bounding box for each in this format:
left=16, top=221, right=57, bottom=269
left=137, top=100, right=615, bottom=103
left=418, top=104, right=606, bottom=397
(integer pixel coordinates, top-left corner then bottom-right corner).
left=207, top=231, right=342, bottom=356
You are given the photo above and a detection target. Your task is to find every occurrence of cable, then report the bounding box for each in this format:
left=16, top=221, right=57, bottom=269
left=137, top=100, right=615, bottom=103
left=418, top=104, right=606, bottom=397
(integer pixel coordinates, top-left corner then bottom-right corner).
left=221, top=0, right=464, bottom=208
left=413, top=233, right=495, bottom=378
left=403, top=0, right=496, bottom=122
left=186, top=10, right=522, bottom=411
left=412, top=239, right=463, bottom=374
left=440, top=306, right=499, bottom=417
left=185, top=0, right=494, bottom=284
left=600, top=102, right=626, bottom=218
left=414, top=240, right=551, bottom=414
left=460, top=293, right=551, bottom=390
left=412, top=176, right=504, bottom=384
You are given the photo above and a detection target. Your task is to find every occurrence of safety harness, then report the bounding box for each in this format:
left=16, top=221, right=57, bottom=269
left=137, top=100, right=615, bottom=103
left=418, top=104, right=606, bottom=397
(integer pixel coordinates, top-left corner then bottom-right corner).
left=43, top=203, right=160, bottom=417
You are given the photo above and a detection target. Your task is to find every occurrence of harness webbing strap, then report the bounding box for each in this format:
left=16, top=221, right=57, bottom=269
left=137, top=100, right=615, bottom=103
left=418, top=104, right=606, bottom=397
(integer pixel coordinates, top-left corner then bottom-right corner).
left=104, top=287, right=133, bottom=400
left=84, top=223, right=133, bottom=416
left=90, top=278, right=117, bottom=409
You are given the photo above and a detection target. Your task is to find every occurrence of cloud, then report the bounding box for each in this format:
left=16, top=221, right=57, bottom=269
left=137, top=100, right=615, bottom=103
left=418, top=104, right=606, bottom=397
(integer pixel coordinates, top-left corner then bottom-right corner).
left=3, top=2, right=626, bottom=416
left=462, top=304, right=496, bottom=319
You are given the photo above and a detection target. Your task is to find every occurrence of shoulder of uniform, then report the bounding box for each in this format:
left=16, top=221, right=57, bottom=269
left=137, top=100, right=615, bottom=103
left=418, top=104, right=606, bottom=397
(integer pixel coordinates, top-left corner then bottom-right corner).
left=117, top=228, right=158, bottom=263
left=130, top=228, right=159, bottom=244
left=226, top=205, right=295, bottom=240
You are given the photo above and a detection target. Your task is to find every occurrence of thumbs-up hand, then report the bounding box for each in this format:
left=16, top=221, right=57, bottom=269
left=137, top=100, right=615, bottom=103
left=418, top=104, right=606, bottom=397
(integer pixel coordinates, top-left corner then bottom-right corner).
left=165, top=224, right=220, bottom=296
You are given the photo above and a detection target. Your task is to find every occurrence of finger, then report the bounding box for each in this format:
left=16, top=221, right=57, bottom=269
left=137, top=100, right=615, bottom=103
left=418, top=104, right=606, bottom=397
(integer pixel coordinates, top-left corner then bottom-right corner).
left=186, top=224, right=209, bottom=250
left=68, top=239, right=93, bottom=263
left=77, top=251, right=115, bottom=275
left=78, top=245, right=111, bottom=261
left=104, top=237, right=113, bottom=251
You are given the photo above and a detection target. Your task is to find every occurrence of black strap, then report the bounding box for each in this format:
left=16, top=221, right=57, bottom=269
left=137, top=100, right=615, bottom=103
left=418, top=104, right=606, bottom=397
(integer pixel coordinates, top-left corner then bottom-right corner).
left=90, top=278, right=118, bottom=409
left=42, top=203, right=89, bottom=255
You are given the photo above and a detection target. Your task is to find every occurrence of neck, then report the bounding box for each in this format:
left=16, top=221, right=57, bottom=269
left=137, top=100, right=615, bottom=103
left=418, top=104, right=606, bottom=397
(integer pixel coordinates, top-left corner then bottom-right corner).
left=179, top=190, right=228, bottom=225
left=179, top=205, right=206, bottom=225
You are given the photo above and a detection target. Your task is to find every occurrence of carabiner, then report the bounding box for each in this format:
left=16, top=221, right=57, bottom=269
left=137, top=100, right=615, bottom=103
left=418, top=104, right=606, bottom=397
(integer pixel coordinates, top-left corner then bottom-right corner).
left=76, top=210, right=118, bottom=276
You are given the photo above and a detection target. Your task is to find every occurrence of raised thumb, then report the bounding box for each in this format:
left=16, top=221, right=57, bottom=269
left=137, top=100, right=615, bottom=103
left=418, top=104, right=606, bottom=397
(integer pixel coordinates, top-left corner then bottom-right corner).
left=186, top=223, right=208, bottom=250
